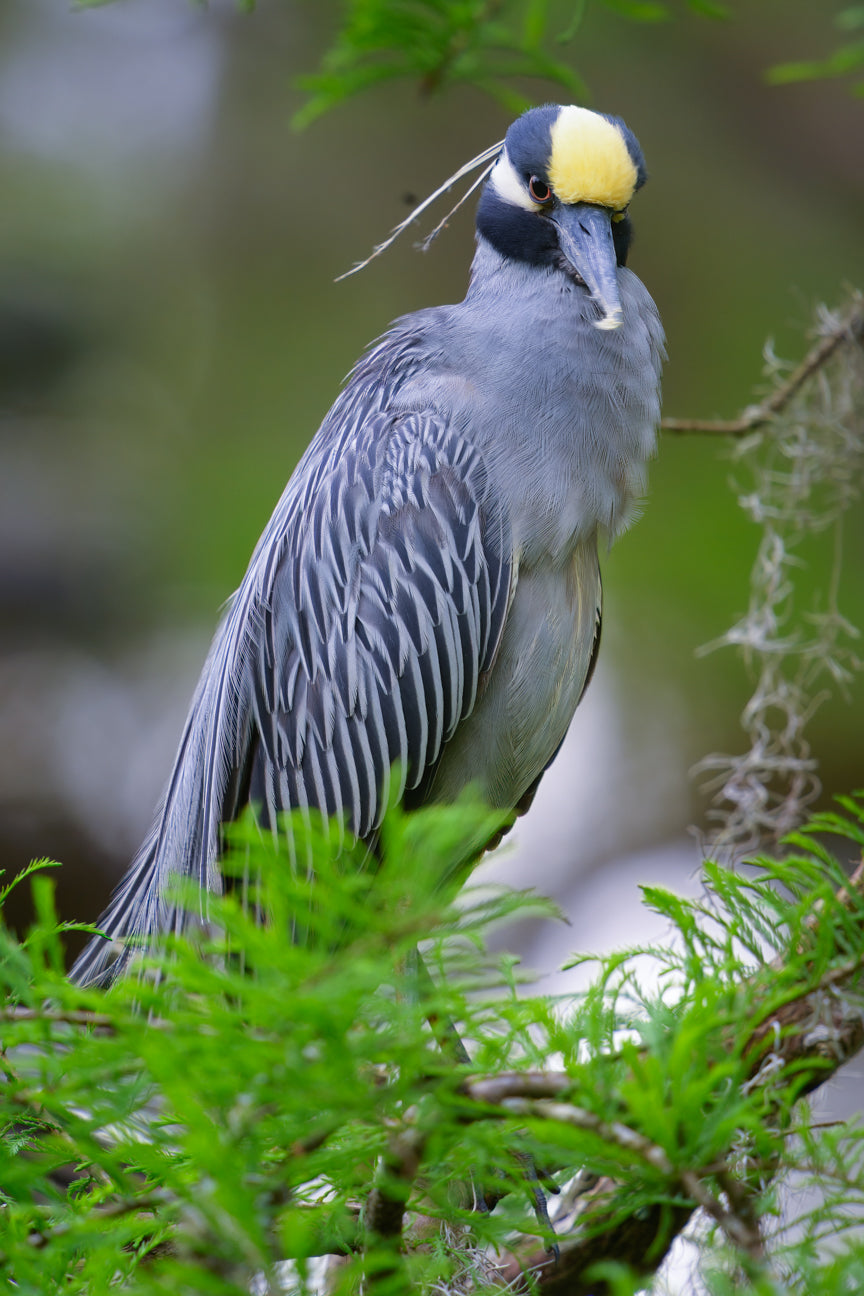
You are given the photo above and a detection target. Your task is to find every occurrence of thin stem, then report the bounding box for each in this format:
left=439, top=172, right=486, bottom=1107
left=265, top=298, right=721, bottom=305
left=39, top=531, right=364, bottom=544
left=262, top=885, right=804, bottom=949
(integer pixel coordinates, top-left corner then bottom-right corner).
left=661, top=303, right=864, bottom=436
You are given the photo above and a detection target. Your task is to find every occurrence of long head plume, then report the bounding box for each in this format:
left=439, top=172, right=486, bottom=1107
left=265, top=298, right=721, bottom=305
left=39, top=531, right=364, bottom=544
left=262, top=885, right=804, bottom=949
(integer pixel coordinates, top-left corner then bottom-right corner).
left=335, top=139, right=503, bottom=281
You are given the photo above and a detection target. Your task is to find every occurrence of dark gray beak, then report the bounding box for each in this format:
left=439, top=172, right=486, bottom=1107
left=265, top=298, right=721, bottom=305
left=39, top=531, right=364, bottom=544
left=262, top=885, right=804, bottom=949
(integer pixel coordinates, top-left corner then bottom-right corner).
left=550, top=202, right=623, bottom=331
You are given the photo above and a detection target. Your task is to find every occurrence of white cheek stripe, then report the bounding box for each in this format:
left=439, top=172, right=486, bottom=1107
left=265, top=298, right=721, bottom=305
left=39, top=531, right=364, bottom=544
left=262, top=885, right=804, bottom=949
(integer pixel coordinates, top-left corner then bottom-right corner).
left=489, top=149, right=537, bottom=211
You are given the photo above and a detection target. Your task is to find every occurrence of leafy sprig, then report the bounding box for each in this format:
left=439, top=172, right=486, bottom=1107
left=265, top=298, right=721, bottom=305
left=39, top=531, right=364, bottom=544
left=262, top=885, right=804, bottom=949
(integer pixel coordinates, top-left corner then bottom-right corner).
left=2, top=793, right=864, bottom=1293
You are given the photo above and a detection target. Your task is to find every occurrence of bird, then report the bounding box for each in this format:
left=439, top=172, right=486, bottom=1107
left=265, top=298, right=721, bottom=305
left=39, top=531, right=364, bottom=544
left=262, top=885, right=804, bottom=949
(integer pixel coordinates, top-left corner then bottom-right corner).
left=71, top=103, right=664, bottom=987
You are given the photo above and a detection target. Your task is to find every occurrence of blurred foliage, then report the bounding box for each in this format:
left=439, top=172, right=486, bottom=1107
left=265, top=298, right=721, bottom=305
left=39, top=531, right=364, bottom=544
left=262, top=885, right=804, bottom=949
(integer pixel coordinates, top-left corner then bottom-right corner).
left=69, top=0, right=864, bottom=120
left=767, top=5, right=864, bottom=95
left=291, top=0, right=728, bottom=125
left=293, top=0, right=593, bottom=125
left=2, top=794, right=864, bottom=1291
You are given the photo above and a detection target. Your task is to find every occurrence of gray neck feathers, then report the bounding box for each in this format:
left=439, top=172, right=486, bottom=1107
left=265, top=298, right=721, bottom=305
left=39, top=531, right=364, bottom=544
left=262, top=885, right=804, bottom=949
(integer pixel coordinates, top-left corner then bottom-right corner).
left=391, top=238, right=665, bottom=561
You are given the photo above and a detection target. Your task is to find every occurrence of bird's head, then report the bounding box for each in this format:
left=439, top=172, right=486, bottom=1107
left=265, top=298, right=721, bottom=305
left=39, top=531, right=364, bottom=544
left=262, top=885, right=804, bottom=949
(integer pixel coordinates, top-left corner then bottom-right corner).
left=476, top=104, right=647, bottom=330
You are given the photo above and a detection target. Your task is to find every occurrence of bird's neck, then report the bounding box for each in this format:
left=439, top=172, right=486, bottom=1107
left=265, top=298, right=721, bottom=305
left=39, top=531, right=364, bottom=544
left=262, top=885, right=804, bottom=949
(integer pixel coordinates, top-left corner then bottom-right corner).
left=446, top=240, right=664, bottom=551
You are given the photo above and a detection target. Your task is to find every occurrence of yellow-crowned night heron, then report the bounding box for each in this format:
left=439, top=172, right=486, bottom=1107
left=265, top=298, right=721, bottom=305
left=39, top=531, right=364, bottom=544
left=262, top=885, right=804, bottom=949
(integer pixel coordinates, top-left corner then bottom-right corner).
left=72, top=103, right=664, bottom=987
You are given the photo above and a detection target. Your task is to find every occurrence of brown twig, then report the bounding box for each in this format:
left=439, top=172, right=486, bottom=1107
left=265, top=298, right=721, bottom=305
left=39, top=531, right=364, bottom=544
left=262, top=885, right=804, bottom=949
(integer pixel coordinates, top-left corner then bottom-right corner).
left=464, top=1071, right=572, bottom=1105
left=488, top=861, right=864, bottom=1294
left=418, top=0, right=504, bottom=95
left=365, top=1125, right=428, bottom=1242
left=306, top=852, right=864, bottom=1294
left=679, top=1170, right=764, bottom=1260
left=0, top=1006, right=117, bottom=1031
left=660, top=302, right=864, bottom=436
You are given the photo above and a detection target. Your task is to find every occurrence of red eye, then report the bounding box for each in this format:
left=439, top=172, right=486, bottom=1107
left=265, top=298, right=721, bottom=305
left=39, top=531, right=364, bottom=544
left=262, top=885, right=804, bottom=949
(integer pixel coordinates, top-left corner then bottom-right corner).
left=528, top=176, right=551, bottom=204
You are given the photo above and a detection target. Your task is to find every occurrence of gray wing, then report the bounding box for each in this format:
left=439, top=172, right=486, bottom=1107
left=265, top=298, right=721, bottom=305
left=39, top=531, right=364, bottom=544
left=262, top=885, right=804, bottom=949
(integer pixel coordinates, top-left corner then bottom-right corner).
left=245, top=409, right=512, bottom=841
left=71, top=408, right=512, bottom=984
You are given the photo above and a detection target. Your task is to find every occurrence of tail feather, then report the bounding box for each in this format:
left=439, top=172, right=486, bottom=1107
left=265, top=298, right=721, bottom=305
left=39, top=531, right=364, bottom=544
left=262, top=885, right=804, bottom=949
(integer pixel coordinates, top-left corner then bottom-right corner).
left=70, top=620, right=249, bottom=987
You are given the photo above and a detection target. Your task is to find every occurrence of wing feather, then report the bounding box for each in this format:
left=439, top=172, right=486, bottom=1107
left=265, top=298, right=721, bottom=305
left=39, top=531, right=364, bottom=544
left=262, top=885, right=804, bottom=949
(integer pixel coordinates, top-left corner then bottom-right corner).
left=248, top=410, right=510, bottom=837
left=71, top=404, right=511, bottom=985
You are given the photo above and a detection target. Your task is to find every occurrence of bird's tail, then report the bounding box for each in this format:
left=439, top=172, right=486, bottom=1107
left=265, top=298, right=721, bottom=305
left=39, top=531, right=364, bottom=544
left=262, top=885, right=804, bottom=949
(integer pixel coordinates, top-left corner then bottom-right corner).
left=70, top=627, right=246, bottom=987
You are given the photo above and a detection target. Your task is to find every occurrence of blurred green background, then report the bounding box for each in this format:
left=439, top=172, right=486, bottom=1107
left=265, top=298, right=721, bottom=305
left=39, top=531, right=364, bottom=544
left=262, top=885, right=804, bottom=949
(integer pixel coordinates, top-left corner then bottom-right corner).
left=1, top=0, right=862, bottom=948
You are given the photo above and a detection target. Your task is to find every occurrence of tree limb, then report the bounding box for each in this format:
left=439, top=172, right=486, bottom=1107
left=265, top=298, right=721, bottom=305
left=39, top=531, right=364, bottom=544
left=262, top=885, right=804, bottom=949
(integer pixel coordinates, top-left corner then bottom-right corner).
left=660, top=299, right=864, bottom=436
left=482, top=858, right=864, bottom=1293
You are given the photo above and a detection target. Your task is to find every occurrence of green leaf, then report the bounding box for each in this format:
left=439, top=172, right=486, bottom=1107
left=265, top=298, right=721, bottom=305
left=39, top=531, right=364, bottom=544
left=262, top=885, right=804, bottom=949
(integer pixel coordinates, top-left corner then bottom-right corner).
left=836, top=6, right=864, bottom=32
left=6, top=790, right=864, bottom=1289
left=0, top=858, right=60, bottom=908
left=767, top=39, right=864, bottom=84
left=600, top=0, right=671, bottom=21
left=686, top=0, right=730, bottom=17
left=556, top=0, right=589, bottom=44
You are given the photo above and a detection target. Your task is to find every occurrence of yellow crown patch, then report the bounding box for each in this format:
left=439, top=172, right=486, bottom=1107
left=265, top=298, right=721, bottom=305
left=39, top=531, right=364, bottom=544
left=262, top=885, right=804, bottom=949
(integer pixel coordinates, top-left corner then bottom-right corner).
left=548, top=106, right=638, bottom=211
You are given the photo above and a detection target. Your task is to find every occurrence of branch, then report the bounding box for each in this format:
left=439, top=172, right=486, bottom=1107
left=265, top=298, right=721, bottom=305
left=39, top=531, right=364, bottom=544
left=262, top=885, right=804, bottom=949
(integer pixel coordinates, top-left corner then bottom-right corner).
left=365, top=1125, right=428, bottom=1240
left=0, top=1006, right=117, bottom=1030
left=465, top=861, right=864, bottom=1294
left=660, top=300, right=864, bottom=436
left=254, top=859, right=864, bottom=1286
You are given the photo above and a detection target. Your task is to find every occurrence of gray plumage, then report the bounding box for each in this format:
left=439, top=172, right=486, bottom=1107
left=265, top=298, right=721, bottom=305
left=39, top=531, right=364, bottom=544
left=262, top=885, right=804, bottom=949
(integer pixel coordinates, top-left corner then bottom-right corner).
left=72, top=106, right=664, bottom=987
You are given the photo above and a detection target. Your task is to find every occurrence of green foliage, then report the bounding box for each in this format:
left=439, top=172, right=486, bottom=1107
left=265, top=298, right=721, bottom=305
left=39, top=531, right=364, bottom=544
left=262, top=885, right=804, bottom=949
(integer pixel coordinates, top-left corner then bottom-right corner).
left=293, top=0, right=590, bottom=126
left=69, top=0, right=864, bottom=119
left=767, top=6, right=864, bottom=95
left=2, top=794, right=864, bottom=1292
left=71, top=0, right=731, bottom=122
left=293, top=0, right=731, bottom=124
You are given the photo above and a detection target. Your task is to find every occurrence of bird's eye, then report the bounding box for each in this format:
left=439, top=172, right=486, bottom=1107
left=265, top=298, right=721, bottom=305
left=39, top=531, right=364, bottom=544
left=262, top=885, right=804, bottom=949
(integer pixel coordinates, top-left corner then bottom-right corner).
left=528, top=176, right=552, bottom=204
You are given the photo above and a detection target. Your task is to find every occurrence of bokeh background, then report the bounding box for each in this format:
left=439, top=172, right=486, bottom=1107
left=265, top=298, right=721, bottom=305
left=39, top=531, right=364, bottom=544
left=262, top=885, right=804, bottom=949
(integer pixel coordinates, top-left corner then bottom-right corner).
left=1, top=0, right=862, bottom=999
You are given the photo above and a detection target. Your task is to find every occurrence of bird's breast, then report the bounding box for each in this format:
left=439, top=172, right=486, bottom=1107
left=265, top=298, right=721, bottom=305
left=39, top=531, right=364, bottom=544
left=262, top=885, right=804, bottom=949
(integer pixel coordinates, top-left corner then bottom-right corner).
left=405, top=265, right=663, bottom=557
left=427, top=539, right=601, bottom=810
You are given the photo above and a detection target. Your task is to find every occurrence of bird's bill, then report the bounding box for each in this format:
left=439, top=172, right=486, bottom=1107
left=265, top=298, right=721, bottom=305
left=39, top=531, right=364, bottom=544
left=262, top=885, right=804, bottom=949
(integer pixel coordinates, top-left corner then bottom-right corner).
left=551, top=202, right=623, bottom=331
